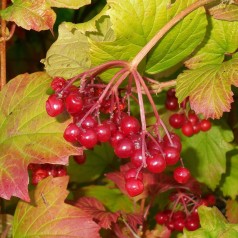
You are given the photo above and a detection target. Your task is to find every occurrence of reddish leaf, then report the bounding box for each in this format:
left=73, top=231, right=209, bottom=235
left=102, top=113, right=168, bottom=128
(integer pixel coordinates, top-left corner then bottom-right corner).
left=226, top=199, right=238, bottom=223
left=0, top=72, right=82, bottom=201
left=145, top=225, right=171, bottom=238
left=0, top=0, right=56, bottom=31
left=125, top=213, right=143, bottom=231
left=13, top=176, right=100, bottom=238
left=74, top=197, right=120, bottom=229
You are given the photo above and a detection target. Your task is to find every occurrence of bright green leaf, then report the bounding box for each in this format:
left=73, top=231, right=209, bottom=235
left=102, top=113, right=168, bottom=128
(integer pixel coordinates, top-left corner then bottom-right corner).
left=0, top=0, right=56, bottom=31
left=176, top=55, right=238, bottom=119
left=80, top=185, right=136, bottom=213
left=0, top=72, right=82, bottom=201
left=48, top=0, right=90, bottom=9
left=13, top=176, right=100, bottom=238
left=68, top=143, right=114, bottom=183
left=220, top=151, right=238, bottom=199
left=180, top=121, right=233, bottom=190
left=226, top=199, right=238, bottom=223
left=185, top=17, right=238, bottom=69
left=182, top=206, right=238, bottom=238
left=90, top=0, right=207, bottom=77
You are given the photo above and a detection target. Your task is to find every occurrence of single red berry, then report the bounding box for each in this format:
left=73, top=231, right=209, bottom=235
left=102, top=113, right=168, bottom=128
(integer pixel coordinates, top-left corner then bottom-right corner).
left=166, top=88, right=176, bottom=98
left=125, top=177, right=144, bottom=197
left=114, top=138, right=135, bottom=158
left=163, top=146, right=180, bottom=165
left=155, top=212, right=169, bottom=225
left=173, top=167, right=191, bottom=184
left=56, top=165, right=67, bottom=177
left=32, top=168, right=48, bottom=185
left=200, top=119, right=211, bottom=131
left=169, top=113, right=186, bottom=129
left=46, top=94, right=64, bottom=117
left=146, top=154, right=166, bottom=173
left=124, top=168, right=143, bottom=181
left=78, top=129, right=98, bottom=149
left=51, top=77, right=66, bottom=92
left=81, top=115, right=98, bottom=129
left=65, top=92, right=83, bottom=115
left=165, top=97, right=179, bottom=111
left=95, top=123, right=111, bottom=142
left=188, top=112, right=199, bottom=125
left=63, top=123, right=80, bottom=142
left=73, top=153, right=86, bottom=164
left=174, top=217, right=186, bottom=232
left=110, top=130, right=125, bottom=148
left=120, top=115, right=141, bottom=136
left=130, top=149, right=143, bottom=168
left=185, top=217, right=200, bottom=231
left=192, top=123, right=201, bottom=134
left=165, top=220, right=175, bottom=231
left=204, top=194, right=216, bottom=206
left=181, top=122, right=194, bottom=137
left=163, top=133, right=182, bottom=152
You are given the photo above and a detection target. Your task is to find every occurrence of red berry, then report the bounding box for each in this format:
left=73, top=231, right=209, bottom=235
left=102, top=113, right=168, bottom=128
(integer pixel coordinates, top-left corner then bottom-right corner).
left=204, top=194, right=216, bottom=206
left=185, top=217, right=200, bottom=231
left=174, top=217, right=185, bottom=232
left=181, top=122, right=194, bottom=137
left=110, top=130, right=125, bottom=148
left=56, top=165, right=67, bottom=177
left=124, top=168, right=143, bottom=181
left=192, top=123, right=201, bottom=134
left=169, top=113, right=185, bottom=129
left=102, top=119, right=117, bottom=134
left=163, top=133, right=182, bottom=152
left=81, top=115, right=98, bottom=129
left=95, top=123, right=111, bottom=142
left=200, top=119, right=211, bottom=131
left=51, top=77, right=66, bottom=92
left=165, top=220, right=175, bottom=231
left=172, top=210, right=186, bottom=220
left=166, top=88, right=176, bottom=98
left=65, top=92, right=83, bottom=115
left=63, top=123, right=80, bottom=142
left=163, top=146, right=180, bottom=165
left=188, top=112, right=199, bottom=125
left=78, top=129, right=98, bottom=149
left=73, top=153, right=86, bottom=164
left=146, top=154, right=166, bottom=173
left=125, top=178, right=144, bottom=197
left=120, top=115, right=140, bottom=136
left=173, top=167, right=191, bottom=184
left=32, top=168, right=48, bottom=185
left=165, top=97, right=179, bottom=111
left=114, top=138, right=135, bottom=158
left=130, top=149, right=143, bottom=168
left=155, top=212, right=169, bottom=225
left=46, top=94, right=64, bottom=117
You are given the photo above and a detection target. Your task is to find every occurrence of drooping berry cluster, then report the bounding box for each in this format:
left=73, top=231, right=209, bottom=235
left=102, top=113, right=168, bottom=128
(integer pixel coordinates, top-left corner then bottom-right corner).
left=28, top=163, right=67, bottom=185
left=155, top=190, right=216, bottom=232
left=165, top=89, right=212, bottom=137
left=46, top=76, right=191, bottom=197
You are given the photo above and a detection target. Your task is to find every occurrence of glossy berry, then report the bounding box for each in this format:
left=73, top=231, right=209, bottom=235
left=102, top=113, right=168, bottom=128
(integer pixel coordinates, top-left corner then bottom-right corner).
left=51, top=77, right=66, bottom=92
left=78, top=129, right=98, bottom=149
left=163, top=146, right=180, bottom=165
left=166, top=88, right=176, bottom=98
left=120, top=115, right=140, bottom=136
left=165, top=97, right=179, bottom=111
left=188, top=112, right=199, bottom=125
left=146, top=154, right=166, bottom=173
left=73, top=153, right=86, bottom=164
left=125, top=168, right=143, bottom=181
left=172, top=210, right=186, bottom=220
left=200, top=119, right=211, bottom=131
left=169, top=113, right=185, bottom=129
left=125, top=177, right=144, bottom=197
left=173, top=167, right=191, bottom=184
left=63, top=123, right=80, bottom=142
left=81, top=115, right=98, bottom=129
left=181, top=122, right=194, bottom=137
left=204, top=194, right=216, bottom=206
left=46, top=94, right=64, bottom=117
left=32, top=168, right=48, bottom=185
left=155, top=212, right=169, bottom=225
left=102, top=119, right=117, bottom=134
left=130, top=149, right=143, bottom=167
left=65, top=92, right=83, bottom=115
left=192, top=123, right=201, bottom=134
left=174, top=218, right=185, bottom=232
left=110, top=131, right=125, bottom=148
left=185, top=217, right=200, bottom=231
left=95, top=123, right=111, bottom=142
left=163, top=133, right=182, bottom=152
left=114, top=138, right=135, bottom=158
left=56, top=165, right=67, bottom=176
left=165, top=220, right=175, bottom=231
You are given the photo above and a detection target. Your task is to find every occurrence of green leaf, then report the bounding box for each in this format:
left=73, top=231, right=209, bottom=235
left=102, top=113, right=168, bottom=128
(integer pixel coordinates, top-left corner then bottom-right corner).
left=0, top=0, right=56, bottom=31
left=48, top=0, right=90, bottom=9
left=220, top=151, right=238, bottom=199
left=185, top=17, right=238, bottom=69
left=0, top=72, right=82, bottom=201
left=176, top=55, right=238, bottom=119
left=226, top=199, right=238, bottom=223
left=42, top=6, right=111, bottom=79
left=182, top=206, right=238, bottom=238
left=180, top=120, right=233, bottom=190
left=208, top=4, right=238, bottom=21
left=80, top=185, right=136, bottom=213
left=13, top=176, right=100, bottom=238
left=68, top=143, right=114, bottom=183
left=90, top=0, right=207, bottom=77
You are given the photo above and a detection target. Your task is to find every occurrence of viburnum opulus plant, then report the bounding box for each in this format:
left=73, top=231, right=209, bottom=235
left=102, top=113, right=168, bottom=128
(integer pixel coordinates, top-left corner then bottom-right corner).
left=0, top=0, right=238, bottom=237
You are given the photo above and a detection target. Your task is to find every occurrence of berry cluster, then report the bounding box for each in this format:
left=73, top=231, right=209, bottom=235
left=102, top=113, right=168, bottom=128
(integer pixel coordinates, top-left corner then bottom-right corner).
left=165, top=89, right=212, bottom=137
left=46, top=77, right=191, bottom=197
left=155, top=190, right=216, bottom=233
left=28, top=163, right=67, bottom=185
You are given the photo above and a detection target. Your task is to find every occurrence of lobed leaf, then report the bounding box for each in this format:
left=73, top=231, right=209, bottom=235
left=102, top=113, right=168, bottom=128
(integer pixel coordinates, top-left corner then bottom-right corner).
left=13, top=176, right=100, bottom=238
left=0, top=72, right=82, bottom=201
left=180, top=120, right=233, bottom=190
left=182, top=206, right=238, bottom=238
left=0, top=0, right=56, bottom=31
left=176, top=55, right=238, bottom=119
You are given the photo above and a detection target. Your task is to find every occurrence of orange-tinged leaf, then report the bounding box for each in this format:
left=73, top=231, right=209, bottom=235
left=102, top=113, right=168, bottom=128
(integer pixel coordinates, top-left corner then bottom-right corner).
left=208, top=4, right=238, bottom=21
left=226, top=199, right=238, bottom=223
left=0, top=72, right=82, bottom=201
left=13, top=176, right=100, bottom=238
left=176, top=56, right=238, bottom=119
left=0, top=0, right=56, bottom=31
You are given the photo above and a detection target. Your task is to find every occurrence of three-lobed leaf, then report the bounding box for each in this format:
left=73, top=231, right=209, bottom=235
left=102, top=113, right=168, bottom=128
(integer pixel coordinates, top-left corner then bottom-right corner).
left=0, top=72, right=82, bottom=201
left=13, top=176, right=100, bottom=238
